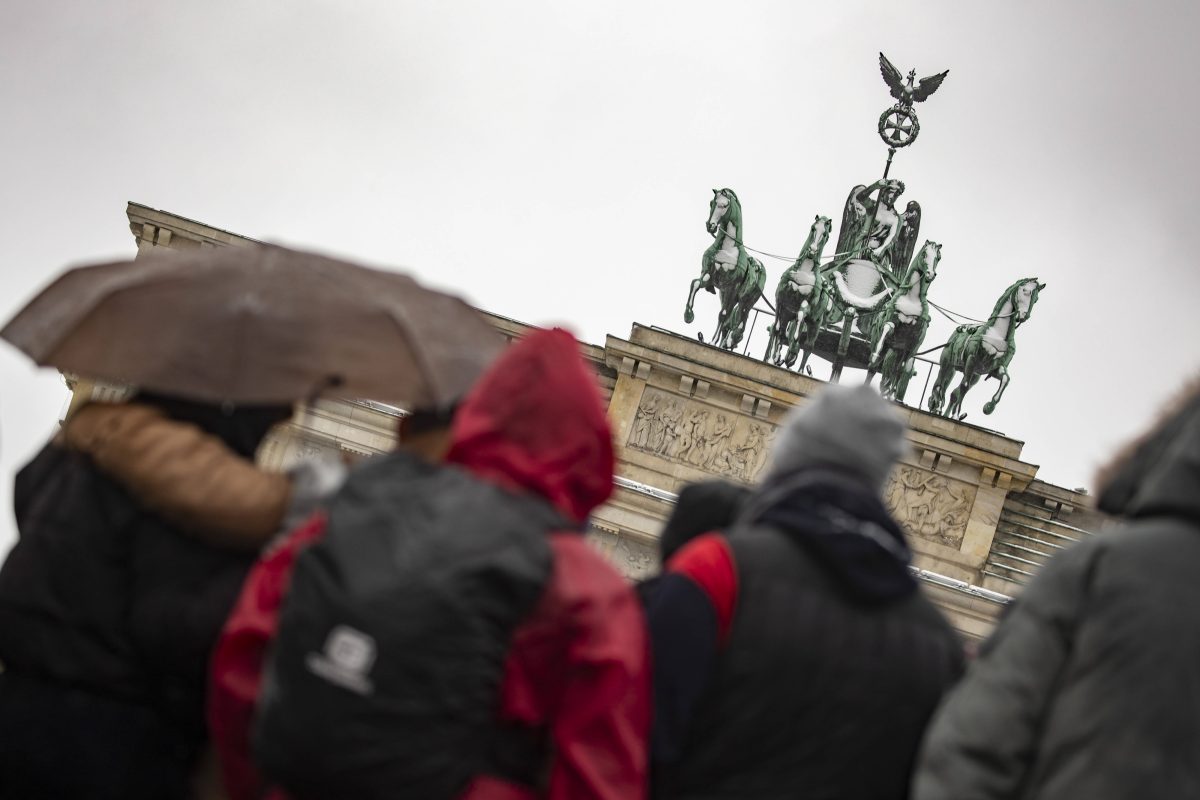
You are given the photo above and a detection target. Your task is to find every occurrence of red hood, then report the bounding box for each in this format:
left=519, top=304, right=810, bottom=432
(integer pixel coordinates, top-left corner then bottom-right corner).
left=446, top=328, right=614, bottom=523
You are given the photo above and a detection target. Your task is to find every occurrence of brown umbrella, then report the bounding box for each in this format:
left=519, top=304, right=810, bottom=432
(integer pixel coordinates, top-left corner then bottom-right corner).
left=1, top=244, right=504, bottom=408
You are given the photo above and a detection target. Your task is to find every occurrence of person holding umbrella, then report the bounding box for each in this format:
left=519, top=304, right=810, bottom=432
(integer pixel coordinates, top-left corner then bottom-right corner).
left=0, top=391, right=294, bottom=798
left=0, top=245, right=502, bottom=799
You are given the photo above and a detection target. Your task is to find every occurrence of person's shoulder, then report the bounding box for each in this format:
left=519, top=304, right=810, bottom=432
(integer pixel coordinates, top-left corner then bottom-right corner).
left=16, top=436, right=136, bottom=521
left=1103, top=515, right=1200, bottom=552
left=664, top=532, right=739, bottom=638
left=667, top=531, right=733, bottom=574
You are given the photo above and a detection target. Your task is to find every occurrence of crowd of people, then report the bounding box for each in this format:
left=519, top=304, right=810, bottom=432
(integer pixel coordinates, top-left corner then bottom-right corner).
left=0, top=322, right=1197, bottom=799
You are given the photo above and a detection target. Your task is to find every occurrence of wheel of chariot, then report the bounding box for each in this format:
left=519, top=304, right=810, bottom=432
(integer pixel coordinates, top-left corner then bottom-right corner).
left=878, top=107, right=920, bottom=149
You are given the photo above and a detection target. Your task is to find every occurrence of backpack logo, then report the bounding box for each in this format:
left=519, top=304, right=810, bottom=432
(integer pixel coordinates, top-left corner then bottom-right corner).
left=305, top=625, right=376, bottom=695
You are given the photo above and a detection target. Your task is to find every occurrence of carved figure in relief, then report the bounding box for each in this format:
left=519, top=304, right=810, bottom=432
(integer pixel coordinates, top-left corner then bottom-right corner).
left=727, top=423, right=768, bottom=481
left=673, top=409, right=697, bottom=461
left=626, top=391, right=775, bottom=485
left=298, top=441, right=324, bottom=461
left=940, top=484, right=972, bottom=533
left=616, top=536, right=656, bottom=580
left=884, top=467, right=974, bottom=548
left=656, top=401, right=684, bottom=457
left=746, top=424, right=769, bottom=478
left=630, top=392, right=661, bottom=450
left=680, top=410, right=710, bottom=466
left=648, top=399, right=671, bottom=452
left=704, top=414, right=734, bottom=469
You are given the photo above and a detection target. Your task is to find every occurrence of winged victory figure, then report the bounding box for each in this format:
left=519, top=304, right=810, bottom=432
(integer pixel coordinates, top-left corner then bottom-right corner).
left=879, top=53, right=948, bottom=111
left=890, top=200, right=921, bottom=281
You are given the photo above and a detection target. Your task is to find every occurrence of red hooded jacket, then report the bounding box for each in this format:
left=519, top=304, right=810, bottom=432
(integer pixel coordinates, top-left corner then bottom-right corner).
left=208, top=328, right=650, bottom=800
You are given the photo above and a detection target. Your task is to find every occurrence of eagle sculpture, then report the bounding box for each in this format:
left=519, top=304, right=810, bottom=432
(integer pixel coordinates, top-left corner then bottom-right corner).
left=879, top=53, right=948, bottom=110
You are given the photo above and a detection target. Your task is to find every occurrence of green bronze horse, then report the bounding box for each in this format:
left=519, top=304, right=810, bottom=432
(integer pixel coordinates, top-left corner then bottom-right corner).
left=866, top=240, right=941, bottom=400
left=928, top=277, right=1045, bottom=419
left=684, top=188, right=766, bottom=350
left=763, top=214, right=832, bottom=368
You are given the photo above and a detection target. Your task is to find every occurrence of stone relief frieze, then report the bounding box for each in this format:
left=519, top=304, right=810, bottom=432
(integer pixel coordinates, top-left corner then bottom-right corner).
left=613, top=536, right=657, bottom=581
left=586, top=526, right=658, bottom=581
left=884, top=466, right=976, bottom=549
left=627, top=387, right=774, bottom=484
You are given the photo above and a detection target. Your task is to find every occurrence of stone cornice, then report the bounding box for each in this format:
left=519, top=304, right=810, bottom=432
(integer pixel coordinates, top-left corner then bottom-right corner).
left=127, top=202, right=258, bottom=250
left=608, top=323, right=1038, bottom=490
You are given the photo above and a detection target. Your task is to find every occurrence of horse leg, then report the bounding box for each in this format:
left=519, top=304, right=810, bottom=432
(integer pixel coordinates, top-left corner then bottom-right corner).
left=877, top=351, right=898, bottom=397
left=947, top=355, right=980, bottom=420
left=715, top=281, right=739, bottom=349
left=798, top=348, right=813, bottom=373
left=870, top=321, right=894, bottom=370
left=779, top=318, right=795, bottom=366
left=722, top=307, right=739, bottom=350
left=867, top=320, right=895, bottom=384
left=927, top=351, right=955, bottom=414
left=736, top=285, right=760, bottom=351
left=763, top=322, right=779, bottom=363
left=728, top=305, right=745, bottom=350
left=983, top=367, right=1010, bottom=415
left=684, top=276, right=707, bottom=324
left=798, top=311, right=822, bottom=372
left=894, top=357, right=916, bottom=402
left=729, top=285, right=758, bottom=351
left=951, top=371, right=982, bottom=420
left=785, top=303, right=808, bottom=367
left=829, top=311, right=857, bottom=383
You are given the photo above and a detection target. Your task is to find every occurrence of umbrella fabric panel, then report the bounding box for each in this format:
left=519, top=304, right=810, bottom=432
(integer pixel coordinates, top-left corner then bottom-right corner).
left=2, top=245, right=503, bottom=408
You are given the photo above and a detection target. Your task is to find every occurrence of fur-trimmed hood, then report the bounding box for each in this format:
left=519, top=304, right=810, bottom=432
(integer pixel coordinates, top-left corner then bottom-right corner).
left=1095, top=376, right=1200, bottom=523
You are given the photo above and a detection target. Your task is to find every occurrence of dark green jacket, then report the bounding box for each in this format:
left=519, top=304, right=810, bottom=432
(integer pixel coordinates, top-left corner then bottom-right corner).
left=912, top=389, right=1200, bottom=799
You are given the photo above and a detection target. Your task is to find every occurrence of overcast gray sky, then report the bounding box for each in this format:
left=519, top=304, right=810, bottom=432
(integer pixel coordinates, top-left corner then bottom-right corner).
left=2, top=1, right=1198, bottom=554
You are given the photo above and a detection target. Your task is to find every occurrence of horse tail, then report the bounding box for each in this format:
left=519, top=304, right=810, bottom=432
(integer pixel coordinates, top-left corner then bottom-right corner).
left=880, top=350, right=897, bottom=386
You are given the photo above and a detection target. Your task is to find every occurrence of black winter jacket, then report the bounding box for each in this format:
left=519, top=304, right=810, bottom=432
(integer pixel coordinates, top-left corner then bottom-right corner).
left=0, top=399, right=277, bottom=798
left=653, top=470, right=964, bottom=800
left=912, top=388, right=1200, bottom=799
left=0, top=445, right=253, bottom=717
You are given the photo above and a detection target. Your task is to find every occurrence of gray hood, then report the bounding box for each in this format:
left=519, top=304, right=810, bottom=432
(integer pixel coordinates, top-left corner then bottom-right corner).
left=1096, top=382, right=1200, bottom=523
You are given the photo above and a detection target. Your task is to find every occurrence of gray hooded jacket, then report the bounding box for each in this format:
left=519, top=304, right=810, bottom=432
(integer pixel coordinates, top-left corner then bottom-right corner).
left=912, top=386, right=1200, bottom=799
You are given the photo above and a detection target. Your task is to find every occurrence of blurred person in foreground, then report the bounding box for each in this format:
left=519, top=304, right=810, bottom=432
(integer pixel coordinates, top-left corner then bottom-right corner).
left=661, top=480, right=751, bottom=563
left=244, top=329, right=651, bottom=800
left=647, top=384, right=964, bottom=799
left=208, top=404, right=455, bottom=800
left=912, top=376, right=1200, bottom=799
left=638, top=479, right=749, bottom=605
left=0, top=392, right=299, bottom=799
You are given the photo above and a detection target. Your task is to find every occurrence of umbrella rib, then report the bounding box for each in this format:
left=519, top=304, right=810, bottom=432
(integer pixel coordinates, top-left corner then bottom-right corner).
left=381, top=302, right=440, bottom=410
